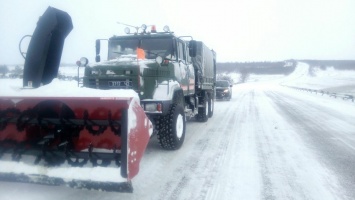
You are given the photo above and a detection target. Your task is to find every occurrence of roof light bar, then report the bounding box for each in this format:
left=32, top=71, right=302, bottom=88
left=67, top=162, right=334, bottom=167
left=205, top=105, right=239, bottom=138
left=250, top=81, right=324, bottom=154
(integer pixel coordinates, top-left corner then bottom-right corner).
left=124, top=27, right=130, bottom=34
left=151, top=25, right=157, bottom=33
left=163, top=25, right=170, bottom=32
left=141, top=24, right=147, bottom=32
left=117, top=22, right=172, bottom=34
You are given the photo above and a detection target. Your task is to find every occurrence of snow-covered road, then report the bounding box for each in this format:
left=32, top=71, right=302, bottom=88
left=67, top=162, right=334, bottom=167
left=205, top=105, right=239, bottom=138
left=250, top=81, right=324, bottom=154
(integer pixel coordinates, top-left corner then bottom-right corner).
left=1, top=79, right=355, bottom=200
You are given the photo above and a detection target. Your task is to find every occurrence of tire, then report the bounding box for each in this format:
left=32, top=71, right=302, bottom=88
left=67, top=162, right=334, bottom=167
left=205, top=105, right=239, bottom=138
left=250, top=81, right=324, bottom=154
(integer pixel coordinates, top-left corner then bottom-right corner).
left=157, top=104, right=186, bottom=150
left=208, top=94, right=214, bottom=118
left=196, top=92, right=208, bottom=122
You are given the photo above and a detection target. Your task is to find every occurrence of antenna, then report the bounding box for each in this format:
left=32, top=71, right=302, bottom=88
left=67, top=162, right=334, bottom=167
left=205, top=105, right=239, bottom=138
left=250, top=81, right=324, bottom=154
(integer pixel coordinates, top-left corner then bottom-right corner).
left=117, top=22, right=140, bottom=33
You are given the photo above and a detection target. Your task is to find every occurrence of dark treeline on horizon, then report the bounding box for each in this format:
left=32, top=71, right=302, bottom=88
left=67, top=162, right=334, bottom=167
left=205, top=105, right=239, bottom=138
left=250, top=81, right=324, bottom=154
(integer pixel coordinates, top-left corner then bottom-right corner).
left=300, top=60, right=355, bottom=70
left=216, top=60, right=296, bottom=75
left=217, top=60, right=355, bottom=75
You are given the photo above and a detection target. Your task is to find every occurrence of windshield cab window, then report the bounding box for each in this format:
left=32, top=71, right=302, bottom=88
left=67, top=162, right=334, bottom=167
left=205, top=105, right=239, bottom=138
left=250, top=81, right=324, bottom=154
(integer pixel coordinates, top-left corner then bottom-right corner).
left=108, top=37, right=176, bottom=60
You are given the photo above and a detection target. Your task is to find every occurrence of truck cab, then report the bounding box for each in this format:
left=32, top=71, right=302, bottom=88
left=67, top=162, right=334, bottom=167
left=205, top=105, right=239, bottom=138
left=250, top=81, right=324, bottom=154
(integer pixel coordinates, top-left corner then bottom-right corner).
left=83, top=28, right=195, bottom=113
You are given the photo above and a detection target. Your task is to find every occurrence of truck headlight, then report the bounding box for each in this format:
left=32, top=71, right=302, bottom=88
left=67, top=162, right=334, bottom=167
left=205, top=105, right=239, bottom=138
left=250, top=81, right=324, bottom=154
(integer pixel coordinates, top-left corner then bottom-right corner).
left=76, top=57, right=89, bottom=67
left=80, top=57, right=88, bottom=66
left=156, top=56, right=163, bottom=64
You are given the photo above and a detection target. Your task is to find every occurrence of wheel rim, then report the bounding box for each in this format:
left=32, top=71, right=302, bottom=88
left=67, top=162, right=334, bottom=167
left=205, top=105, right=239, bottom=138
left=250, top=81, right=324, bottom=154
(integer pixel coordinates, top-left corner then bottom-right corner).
left=176, top=114, right=184, bottom=139
left=205, top=102, right=208, bottom=116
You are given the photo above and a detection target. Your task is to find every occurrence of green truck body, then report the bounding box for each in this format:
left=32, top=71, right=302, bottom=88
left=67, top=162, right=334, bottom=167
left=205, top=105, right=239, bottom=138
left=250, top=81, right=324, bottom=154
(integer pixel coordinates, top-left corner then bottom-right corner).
left=82, top=27, right=216, bottom=149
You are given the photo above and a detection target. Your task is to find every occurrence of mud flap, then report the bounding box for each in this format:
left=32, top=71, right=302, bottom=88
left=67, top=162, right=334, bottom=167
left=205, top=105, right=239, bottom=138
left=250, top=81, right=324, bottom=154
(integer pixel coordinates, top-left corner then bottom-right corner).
left=23, top=6, right=73, bottom=88
left=0, top=96, right=152, bottom=192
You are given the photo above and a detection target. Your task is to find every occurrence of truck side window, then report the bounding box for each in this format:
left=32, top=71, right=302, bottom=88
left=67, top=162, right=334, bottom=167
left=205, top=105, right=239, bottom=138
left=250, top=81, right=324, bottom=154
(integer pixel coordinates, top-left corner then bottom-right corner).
left=186, top=43, right=191, bottom=63
left=177, top=41, right=185, bottom=62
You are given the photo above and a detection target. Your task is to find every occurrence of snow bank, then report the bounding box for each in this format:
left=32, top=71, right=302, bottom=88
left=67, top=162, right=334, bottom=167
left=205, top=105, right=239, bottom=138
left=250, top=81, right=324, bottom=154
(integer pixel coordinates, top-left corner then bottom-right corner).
left=58, top=65, right=79, bottom=77
left=0, top=78, right=138, bottom=99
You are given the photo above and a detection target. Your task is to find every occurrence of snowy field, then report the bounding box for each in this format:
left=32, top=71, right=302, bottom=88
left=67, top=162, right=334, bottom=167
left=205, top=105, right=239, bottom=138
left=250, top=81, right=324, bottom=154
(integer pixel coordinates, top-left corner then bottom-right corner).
left=280, top=62, right=355, bottom=94
left=0, top=62, right=355, bottom=200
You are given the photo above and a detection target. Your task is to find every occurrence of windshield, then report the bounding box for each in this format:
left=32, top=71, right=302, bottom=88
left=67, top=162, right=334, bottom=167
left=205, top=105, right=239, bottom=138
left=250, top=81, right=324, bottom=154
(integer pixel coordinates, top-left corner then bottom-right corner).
left=108, top=37, right=175, bottom=60
left=216, top=80, right=230, bottom=87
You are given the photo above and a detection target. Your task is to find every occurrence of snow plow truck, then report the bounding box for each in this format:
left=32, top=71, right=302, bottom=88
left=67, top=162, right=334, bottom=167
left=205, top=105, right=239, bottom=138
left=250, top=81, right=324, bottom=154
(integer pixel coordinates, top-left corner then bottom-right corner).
left=0, top=7, right=216, bottom=192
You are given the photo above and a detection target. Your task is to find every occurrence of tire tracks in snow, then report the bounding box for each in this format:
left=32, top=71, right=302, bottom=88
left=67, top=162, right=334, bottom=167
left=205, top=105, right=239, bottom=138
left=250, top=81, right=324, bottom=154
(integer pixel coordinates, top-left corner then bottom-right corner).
left=261, top=89, right=351, bottom=199
left=206, top=89, right=263, bottom=200
left=256, top=90, right=310, bottom=199
left=152, top=91, right=249, bottom=200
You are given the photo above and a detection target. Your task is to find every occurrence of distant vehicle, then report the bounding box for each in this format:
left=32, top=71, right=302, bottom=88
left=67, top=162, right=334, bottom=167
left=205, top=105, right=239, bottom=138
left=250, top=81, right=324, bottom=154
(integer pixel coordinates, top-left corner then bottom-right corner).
left=216, top=80, right=232, bottom=100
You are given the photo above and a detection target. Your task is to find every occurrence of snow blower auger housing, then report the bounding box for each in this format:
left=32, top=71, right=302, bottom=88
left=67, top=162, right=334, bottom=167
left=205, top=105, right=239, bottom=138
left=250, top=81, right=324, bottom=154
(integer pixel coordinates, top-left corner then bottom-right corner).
left=0, top=7, right=152, bottom=193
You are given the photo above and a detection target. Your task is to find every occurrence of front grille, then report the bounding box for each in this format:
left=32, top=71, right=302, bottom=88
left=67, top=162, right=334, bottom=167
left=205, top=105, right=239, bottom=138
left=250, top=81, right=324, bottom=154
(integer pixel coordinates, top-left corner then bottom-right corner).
left=144, top=68, right=170, bottom=76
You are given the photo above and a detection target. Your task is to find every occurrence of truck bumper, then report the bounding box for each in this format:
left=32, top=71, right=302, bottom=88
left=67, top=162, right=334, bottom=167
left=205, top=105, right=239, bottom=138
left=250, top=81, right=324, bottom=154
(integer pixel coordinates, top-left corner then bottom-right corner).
left=140, top=100, right=172, bottom=115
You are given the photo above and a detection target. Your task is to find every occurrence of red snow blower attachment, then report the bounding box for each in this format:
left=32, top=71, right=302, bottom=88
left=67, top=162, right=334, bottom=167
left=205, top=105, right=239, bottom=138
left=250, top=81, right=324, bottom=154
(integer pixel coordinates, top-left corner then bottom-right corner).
left=0, top=7, right=151, bottom=192
left=0, top=96, right=151, bottom=192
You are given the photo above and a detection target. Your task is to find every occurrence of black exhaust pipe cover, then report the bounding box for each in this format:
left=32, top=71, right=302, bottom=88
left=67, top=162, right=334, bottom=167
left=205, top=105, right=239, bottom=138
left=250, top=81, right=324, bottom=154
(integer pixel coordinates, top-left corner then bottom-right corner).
left=23, top=6, right=73, bottom=88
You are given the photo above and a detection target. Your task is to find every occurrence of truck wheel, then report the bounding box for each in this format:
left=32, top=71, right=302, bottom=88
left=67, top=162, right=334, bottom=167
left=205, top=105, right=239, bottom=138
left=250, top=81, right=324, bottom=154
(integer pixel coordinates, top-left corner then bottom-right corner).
left=208, top=95, right=214, bottom=118
left=157, top=104, right=186, bottom=150
left=196, top=92, right=208, bottom=122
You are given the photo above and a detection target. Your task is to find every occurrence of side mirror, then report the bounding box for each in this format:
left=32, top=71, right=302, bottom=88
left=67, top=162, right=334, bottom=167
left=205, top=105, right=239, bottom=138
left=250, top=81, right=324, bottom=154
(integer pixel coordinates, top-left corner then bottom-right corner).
left=95, top=39, right=101, bottom=62
left=189, top=40, right=197, bottom=57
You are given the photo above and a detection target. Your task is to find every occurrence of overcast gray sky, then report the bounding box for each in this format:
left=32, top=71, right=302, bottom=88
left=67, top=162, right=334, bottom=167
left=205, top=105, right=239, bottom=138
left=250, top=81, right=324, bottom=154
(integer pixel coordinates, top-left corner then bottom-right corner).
left=1, top=0, right=355, bottom=65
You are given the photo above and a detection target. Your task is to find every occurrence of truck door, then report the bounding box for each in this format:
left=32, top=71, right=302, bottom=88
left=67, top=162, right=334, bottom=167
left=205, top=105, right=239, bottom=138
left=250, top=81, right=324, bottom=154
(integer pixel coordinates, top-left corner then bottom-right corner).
left=185, top=42, right=195, bottom=95
left=177, top=40, right=194, bottom=95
